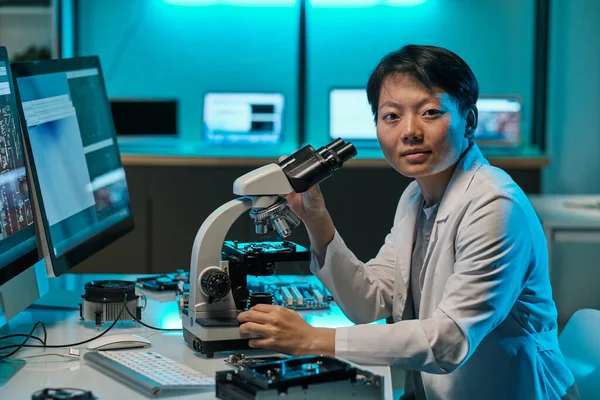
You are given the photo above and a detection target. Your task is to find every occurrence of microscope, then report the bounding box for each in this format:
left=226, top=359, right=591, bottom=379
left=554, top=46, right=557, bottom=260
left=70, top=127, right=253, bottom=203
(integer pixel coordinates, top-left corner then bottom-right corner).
left=182, top=138, right=357, bottom=358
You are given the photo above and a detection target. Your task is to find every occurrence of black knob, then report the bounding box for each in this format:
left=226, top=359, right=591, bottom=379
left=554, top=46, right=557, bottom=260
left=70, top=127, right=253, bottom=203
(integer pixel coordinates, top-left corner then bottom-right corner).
left=232, top=286, right=250, bottom=310
left=201, top=270, right=231, bottom=299
left=249, top=292, right=274, bottom=308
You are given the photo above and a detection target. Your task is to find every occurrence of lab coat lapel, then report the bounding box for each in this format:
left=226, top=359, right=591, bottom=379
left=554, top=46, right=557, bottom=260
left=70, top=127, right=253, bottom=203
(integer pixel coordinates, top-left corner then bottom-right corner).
left=423, top=144, right=488, bottom=265
left=396, top=186, right=424, bottom=288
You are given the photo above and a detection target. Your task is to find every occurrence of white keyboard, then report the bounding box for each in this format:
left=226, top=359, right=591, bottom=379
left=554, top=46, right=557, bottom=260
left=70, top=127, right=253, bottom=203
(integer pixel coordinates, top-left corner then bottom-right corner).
left=84, top=350, right=214, bottom=397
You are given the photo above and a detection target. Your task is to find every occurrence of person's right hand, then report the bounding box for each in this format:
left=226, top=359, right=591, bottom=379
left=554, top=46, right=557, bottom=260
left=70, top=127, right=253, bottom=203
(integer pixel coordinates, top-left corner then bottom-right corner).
left=278, top=156, right=327, bottom=224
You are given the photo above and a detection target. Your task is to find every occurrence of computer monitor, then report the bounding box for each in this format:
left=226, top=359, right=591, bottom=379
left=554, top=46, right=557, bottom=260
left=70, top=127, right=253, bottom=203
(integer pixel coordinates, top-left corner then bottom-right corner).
left=203, top=92, right=284, bottom=145
left=11, top=56, right=134, bottom=278
left=329, top=88, right=377, bottom=144
left=474, top=96, right=522, bottom=147
left=0, top=46, right=48, bottom=327
left=111, top=98, right=177, bottom=136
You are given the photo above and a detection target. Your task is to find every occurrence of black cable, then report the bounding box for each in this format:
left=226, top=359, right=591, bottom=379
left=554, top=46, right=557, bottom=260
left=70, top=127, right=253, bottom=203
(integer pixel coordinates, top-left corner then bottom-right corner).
left=0, top=318, right=47, bottom=347
left=0, top=334, right=45, bottom=346
left=0, top=321, right=47, bottom=358
left=123, top=302, right=182, bottom=332
left=0, top=298, right=128, bottom=355
left=0, top=292, right=182, bottom=357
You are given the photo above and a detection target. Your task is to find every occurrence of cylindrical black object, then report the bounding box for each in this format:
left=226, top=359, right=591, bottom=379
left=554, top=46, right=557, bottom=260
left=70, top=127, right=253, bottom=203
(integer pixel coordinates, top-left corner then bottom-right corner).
left=201, top=270, right=231, bottom=299
left=247, top=262, right=276, bottom=276
left=249, top=292, right=274, bottom=308
left=278, top=138, right=357, bottom=193
left=232, top=286, right=250, bottom=310
left=32, top=387, right=95, bottom=400
left=80, top=280, right=141, bottom=326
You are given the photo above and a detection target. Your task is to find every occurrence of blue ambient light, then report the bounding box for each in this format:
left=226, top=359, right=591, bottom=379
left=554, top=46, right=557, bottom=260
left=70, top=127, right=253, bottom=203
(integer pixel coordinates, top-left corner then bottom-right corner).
left=163, top=0, right=296, bottom=6
left=310, top=0, right=427, bottom=6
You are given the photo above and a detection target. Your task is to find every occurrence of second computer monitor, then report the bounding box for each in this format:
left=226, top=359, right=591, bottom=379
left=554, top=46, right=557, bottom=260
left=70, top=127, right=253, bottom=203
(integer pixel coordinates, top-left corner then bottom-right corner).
left=11, top=56, right=134, bottom=277
left=330, top=89, right=523, bottom=148
left=474, top=96, right=522, bottom=147
left=329, top=88, right=377, bottom=144
left=203, top=92, right=284, bottom=145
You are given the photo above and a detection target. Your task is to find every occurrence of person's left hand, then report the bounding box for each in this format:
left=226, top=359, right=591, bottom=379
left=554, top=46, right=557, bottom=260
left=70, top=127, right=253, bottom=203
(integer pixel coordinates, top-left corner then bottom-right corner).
left=237, top=304, right=335, bottom=357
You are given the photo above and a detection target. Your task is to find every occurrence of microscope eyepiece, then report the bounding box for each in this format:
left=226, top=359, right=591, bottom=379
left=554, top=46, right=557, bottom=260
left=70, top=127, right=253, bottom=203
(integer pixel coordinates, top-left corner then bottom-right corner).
left=278, top=138, right=357, bottom=193
left=331, top=142, right=356, bottom=164
left=248, top=139, right=356, bottom=239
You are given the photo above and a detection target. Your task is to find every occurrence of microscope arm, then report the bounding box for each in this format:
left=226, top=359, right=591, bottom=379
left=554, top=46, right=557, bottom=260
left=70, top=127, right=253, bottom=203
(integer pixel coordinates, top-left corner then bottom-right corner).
left=190, top=198, right=250, bottom=315
left=189, top=195, right=281, bottom=316
left=188, top=139, right=357, bottom=317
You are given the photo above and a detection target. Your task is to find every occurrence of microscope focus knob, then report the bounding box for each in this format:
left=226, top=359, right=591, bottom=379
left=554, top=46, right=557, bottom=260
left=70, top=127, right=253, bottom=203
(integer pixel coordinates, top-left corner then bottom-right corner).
left=200, top=270, right=231, bottom=299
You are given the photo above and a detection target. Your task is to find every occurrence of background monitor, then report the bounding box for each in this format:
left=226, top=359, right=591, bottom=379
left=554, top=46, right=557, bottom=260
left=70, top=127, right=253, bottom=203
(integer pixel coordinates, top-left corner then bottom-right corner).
left=474, top=96, right=522, bottom=147
left=0, top=46, right=48, bottom=327
left=203, top=92, right=284, bottom=145
left=110, top=98, right=177, bottom=136
left=329, top=88, right=377, bottom=143
left=11, top=56, right=134, bottom=278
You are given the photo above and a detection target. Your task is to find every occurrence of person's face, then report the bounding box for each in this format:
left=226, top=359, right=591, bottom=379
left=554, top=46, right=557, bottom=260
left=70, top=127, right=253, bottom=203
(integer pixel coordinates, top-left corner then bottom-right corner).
left=376, top=73, right=470, bottom=179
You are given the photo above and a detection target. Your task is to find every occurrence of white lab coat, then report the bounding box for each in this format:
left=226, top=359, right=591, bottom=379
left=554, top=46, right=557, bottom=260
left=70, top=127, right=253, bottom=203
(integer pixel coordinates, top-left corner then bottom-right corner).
left=311, top=144, right=578, bottom=400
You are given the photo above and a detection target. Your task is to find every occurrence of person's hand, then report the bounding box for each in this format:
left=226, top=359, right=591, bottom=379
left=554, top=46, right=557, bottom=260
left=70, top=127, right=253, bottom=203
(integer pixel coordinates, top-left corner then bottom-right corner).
left=277, top=155, right=335, bottom=261
left=278, top=155, right=327, bottom=224
left=238, top=304, right=335, bottom=356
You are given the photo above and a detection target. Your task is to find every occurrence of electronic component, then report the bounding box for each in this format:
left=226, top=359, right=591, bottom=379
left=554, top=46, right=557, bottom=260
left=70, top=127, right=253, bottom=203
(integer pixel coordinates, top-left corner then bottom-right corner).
left=247, top=281, right=333, bottom=311
left=176, top=279, right=333, bottom=312
left=136, top=269, right=189, bottom=291
left=216, top=356, right=384, bottom=400
left=224, top=353, right=287, bottom=370
left=79, top=280, right=142, bottom=326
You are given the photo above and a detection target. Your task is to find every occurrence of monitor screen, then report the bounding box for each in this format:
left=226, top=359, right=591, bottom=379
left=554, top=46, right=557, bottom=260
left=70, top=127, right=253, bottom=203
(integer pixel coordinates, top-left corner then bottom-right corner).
left=11, top=56, right=134, bottom=277
left=203, top=92, right=284, bottom=145
left=474, top=97, right=521, bottom=146
left=329, top=88, right=376, bottom=141
left=111, top=98, right=177, bottom=136
left=0, top=58, right=38, bottom=286
left=0, top=46, right=47, bottom=326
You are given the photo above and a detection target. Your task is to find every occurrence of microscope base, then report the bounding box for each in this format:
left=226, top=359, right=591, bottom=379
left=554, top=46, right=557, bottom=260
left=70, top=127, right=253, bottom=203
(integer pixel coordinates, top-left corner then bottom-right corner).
left=183, top=328, right=251, bottom=358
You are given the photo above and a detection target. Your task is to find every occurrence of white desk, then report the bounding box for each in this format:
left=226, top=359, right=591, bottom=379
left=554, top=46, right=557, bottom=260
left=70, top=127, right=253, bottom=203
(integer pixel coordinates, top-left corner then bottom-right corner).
left=0, top=274, right=394, bottom=399
left=529, top=195, right=600, bottom=278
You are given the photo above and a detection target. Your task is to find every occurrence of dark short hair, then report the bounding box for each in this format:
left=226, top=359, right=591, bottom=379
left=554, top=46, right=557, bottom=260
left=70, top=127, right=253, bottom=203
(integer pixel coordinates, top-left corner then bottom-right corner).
left=366, top=45, right=479, bottom=122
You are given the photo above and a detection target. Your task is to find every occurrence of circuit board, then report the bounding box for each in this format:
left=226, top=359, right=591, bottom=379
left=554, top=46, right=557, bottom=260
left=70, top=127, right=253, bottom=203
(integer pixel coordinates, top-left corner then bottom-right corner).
left=247, top=280, right=332, bottom=310
left=177, top=276, right=333, bottom=312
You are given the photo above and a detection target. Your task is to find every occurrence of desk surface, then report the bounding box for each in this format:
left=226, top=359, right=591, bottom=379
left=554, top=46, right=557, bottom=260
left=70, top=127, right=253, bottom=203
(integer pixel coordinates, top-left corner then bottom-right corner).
left=529, top=195, right=600, bottom=229
left=117, top=138, right=549, bottom=169
left=1, top=274, right=394, bottom=399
